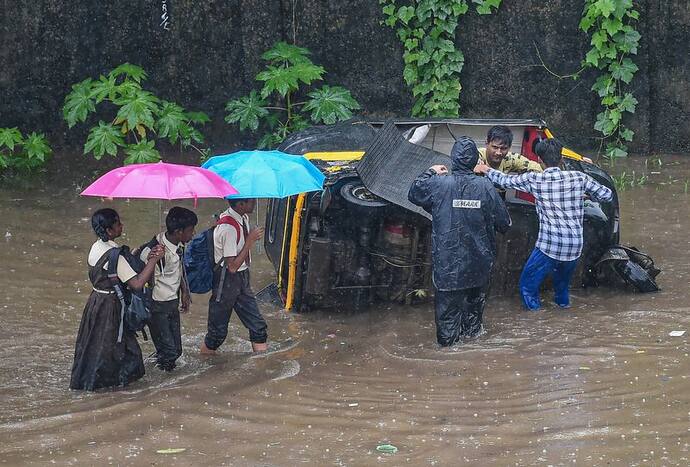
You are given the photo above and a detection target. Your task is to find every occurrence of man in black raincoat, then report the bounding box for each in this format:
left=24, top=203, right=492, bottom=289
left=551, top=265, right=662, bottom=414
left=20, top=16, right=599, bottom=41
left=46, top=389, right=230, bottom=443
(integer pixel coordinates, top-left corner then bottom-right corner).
left=408, top=137, right=511, bottom=346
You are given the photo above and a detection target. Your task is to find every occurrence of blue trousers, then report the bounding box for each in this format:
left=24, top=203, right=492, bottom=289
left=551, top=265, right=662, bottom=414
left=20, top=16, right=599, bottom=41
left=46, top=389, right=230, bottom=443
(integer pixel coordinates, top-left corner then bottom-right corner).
left=519, top=248, right=579, bottom=310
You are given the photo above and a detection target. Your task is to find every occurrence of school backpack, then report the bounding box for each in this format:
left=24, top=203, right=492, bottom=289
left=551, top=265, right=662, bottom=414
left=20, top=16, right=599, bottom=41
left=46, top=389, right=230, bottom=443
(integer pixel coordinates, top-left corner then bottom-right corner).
left=107, top=246, right=153, bottom=342
left=183, top=216, right=241, bottom=294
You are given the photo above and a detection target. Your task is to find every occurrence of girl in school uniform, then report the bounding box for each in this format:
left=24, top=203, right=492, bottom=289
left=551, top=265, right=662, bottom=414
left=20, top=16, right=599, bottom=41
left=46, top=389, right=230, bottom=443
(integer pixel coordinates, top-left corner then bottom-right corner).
left=70, top=208, right=164, bottom=391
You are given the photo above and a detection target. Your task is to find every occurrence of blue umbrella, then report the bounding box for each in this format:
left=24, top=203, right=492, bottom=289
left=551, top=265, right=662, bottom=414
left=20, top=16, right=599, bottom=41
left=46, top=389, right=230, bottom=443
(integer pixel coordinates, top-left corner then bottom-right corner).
left=201, top=150, right=325, bottom=198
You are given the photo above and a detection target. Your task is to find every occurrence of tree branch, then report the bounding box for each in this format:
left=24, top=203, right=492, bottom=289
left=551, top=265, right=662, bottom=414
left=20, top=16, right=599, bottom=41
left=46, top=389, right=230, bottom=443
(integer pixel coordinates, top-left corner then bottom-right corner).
left=533, top=41, right=584, bottom=80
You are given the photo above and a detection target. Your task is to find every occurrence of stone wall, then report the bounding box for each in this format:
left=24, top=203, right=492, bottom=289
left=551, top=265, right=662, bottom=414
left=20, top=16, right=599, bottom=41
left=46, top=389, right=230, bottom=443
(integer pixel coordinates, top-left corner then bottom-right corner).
left=0, top=0, right=688, bottom=162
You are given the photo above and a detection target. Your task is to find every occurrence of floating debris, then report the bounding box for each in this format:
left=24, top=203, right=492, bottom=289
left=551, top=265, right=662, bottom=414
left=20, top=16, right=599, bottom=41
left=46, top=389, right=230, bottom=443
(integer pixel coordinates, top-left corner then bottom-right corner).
left=156, top=448, right=186, bottom=454
left=376, top=444, right=398, bottom=454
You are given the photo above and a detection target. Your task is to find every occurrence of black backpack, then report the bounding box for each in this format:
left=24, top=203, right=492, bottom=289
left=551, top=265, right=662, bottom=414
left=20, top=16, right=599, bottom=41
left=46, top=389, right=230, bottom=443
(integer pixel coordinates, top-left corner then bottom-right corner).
left=107, top=246, right=153, bottom=342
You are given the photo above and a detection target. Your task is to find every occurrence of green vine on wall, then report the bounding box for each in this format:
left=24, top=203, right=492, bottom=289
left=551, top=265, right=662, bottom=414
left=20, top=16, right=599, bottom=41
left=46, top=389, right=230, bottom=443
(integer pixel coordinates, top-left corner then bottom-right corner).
left=580, top=0, right=640, bottom=158
left=380, top=0, right=502, bottom=117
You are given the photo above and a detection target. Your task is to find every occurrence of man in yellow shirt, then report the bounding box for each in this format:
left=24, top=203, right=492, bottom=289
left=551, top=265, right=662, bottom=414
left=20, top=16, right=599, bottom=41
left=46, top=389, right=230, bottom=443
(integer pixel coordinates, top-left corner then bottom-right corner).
left=478, top=126, right=543, bottom=174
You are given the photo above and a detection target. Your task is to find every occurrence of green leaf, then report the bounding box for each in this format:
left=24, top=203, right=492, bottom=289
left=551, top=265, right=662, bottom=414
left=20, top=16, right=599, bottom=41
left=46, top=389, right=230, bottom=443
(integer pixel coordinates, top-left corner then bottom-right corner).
left=63, top=79, right=96, bottom=128
left=261, top=41, right=312, bottom=66
left=438, top=38, right=456, bottom=54
left=620, top=127, right=634, bottom=142
left=84, top=121, right=124, bottom=159
left=609, top=58, right=638, bottom=83
left=473, top=0, right=502, bottom=15
left=114, top=90, right=160, bottom=131
left=601, top=95, right=618, bottom=106
left=292, top=62, right=326, bottom=87
left=619, top=92, right=638, bottom=113
left=404, top=37, right=419, bottom=50
left=0, top=127, right=23, bottom=151
left=224, top=90, right=269, bottom=132
left=90, top=75, right=117, bottom=103
left=113, top=80, right=142, bottom=99
left=417, top=50, right=431, bottom=67
left=403, top=65, right=418, bottom=85
left=290, top=114, right=311, bottom=133
left=452, top=1, right=469, bottom=16
left=601, top=44, right=618, bottom=60
left=614, top=0, right=634, bottom=19
left=606, top=145, right=628, bottom=158
left=595, top=0, right=616, bottom=18
left=257, top=62, right=325, bottom=98
left=0, top=152, right=9, bottom=169
left=263, top=112, right=281, bottom=131
left=108, top=63, right=148, bottom=83
left=594, top=111, right=616, bottom=136
left=257, top=66, right=298, bottom=98
left=178, top=123, right=205, bottom=146
left=579, top=13, right=596, bottom=32
left=304, top=85, right=361, bottom=125
left=591, top=74, right=613, bottom=97
left=591, top=30, right=607, bottom=50
left=23, top=132, right=52, bottom=162
left=185, top=111, right=210, bottom=124
left=602, top=17, right=623, bottom=36
left=584, top=49, right=600, bottom=68
left=124, top=139, right=160, bottom=164
left=403, top=52, right=419, bottom=64
left=609, top=109, right=622, bottom=126
left=156, top=101, right=186, bottom=143
left=614, top=28, right=641, bottom=54
left=397, top=6, right=415, bottom=25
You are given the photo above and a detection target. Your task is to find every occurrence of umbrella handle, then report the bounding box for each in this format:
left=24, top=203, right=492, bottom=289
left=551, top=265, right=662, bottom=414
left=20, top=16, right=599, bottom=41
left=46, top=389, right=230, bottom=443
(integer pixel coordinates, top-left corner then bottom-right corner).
left=255, top=201, right=262, bottom=255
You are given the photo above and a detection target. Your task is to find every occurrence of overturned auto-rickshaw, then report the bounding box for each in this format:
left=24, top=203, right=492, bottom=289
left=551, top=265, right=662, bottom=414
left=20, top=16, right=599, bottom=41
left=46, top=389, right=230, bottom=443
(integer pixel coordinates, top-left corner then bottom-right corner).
left=261, top=119, right=660, bottom=312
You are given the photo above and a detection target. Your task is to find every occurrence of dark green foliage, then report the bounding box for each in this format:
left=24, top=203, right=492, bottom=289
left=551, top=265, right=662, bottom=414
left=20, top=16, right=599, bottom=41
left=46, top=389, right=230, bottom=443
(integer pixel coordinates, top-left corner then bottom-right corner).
left=380, top=0, right=502, bottom=117
left=63, top=63, right=210, bottom=164
left=580, top=0, right=640, bottom=159
left=225, top=42, right=360, bottom=149
left=0, top=128, right=52, bottom=173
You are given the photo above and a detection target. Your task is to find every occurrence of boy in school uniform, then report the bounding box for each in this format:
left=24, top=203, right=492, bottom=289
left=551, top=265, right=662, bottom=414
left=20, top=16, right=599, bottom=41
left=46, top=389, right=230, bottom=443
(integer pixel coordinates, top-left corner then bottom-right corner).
left=140, top=207, right=198, bottom=371
left=200, top=198, right=268, bottom=355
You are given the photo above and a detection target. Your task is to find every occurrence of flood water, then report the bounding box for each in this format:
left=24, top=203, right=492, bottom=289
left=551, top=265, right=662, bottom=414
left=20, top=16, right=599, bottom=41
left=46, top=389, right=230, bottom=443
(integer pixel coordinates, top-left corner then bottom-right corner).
left=0, top=156, right=688, bottom=466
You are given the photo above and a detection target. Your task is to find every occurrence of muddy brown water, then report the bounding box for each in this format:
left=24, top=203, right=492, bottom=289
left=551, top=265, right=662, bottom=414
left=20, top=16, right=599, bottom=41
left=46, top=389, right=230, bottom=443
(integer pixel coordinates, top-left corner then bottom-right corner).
left=0, top=157, right=688, bottom=466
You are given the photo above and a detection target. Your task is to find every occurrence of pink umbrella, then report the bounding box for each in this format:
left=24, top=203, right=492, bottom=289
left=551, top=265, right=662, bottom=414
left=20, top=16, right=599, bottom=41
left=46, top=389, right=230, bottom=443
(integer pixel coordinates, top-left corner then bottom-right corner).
left=81, top=161, right=239, bottom=204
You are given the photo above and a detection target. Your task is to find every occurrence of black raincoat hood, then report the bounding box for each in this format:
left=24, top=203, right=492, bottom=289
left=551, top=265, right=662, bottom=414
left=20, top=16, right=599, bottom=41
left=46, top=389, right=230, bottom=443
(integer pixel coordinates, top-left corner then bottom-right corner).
left=450, top=137, right=479, bottom=173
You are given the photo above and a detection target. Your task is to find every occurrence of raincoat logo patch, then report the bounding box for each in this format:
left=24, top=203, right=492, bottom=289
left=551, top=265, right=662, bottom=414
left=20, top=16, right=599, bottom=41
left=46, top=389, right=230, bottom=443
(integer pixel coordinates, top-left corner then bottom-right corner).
left=453, top=199, right=481, bottom=208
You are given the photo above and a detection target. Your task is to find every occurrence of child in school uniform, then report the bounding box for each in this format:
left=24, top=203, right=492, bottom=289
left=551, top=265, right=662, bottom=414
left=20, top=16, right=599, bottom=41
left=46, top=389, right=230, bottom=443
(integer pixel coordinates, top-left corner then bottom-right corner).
left=70, top=208, right=165, bottom=391
left=139, top=207, right=198, bottom=371
left=200, top=198, right=268, bottom=355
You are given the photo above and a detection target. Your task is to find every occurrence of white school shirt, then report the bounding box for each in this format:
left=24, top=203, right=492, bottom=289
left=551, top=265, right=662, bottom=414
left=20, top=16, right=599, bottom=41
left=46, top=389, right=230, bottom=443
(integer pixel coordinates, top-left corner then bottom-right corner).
left=139, top=232, right=184, bottom=302
left=87, top=239, right=137, bottom=283
left=213, top=207, right=249, bottom=272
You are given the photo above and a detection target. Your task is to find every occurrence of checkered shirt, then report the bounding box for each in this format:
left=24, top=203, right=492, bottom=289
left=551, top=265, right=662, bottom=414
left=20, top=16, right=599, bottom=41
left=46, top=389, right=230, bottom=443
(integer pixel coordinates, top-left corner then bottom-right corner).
left=486, top=167, right=613, bottom=261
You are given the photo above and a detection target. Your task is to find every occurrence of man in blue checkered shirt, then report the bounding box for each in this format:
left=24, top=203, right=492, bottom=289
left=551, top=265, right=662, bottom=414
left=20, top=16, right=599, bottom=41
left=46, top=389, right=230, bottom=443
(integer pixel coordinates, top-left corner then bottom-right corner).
left=475, top=139, right=613, bottom=310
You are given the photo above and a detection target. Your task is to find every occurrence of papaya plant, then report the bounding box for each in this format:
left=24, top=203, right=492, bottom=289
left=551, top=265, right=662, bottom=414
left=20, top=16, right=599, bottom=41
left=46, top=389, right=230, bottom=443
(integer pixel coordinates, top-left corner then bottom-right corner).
left=0, top=127, right=52, bottom=173
left=225, top=42, right=360, bottom=148
left=63, top=63, right=210, bottom=164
